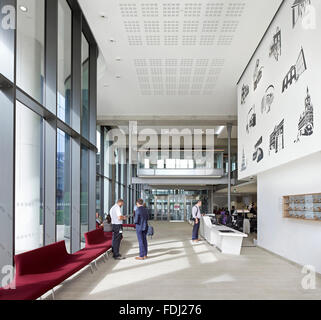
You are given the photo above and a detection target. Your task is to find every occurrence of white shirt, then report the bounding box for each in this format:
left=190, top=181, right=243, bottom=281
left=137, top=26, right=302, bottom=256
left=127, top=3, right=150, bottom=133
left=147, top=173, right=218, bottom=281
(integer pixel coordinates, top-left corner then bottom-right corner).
left=192, top=205, right=201, bottom=219
left=110, top=204, right=123, bottom=225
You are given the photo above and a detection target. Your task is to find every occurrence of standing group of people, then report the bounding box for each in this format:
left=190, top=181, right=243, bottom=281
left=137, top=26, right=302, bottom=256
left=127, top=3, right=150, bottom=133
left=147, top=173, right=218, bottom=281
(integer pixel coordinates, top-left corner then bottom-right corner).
left=97, top=199, right=149, bottom=261
left=96, top=198, right=209, bottom=259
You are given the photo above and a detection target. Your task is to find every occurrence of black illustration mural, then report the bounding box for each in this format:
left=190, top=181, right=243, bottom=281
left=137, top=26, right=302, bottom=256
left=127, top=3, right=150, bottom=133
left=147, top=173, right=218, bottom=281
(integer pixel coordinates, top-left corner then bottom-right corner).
left=261, top=85, right=275, bottom=114
left=292, top=0, right=312, bottom=28
left=241, top=84, right=249, bottom=105
left=253, top=59, right=263, bottom=91
left=269, top=27, right=281, bottom=61
left=253, top=137, right=264, bottom=163
left=295, top=87, right=314, bottom=143
left=246, top=106, right=256, bottom=134
left=269, top=119, right=285, bottom=154
left=282, top=47, right=307, bottom=93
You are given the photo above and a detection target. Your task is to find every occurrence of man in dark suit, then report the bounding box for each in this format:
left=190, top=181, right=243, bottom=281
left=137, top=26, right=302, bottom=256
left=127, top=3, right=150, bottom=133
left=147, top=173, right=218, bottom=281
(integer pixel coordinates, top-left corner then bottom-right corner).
left=134, top=199, right=149, bottom=261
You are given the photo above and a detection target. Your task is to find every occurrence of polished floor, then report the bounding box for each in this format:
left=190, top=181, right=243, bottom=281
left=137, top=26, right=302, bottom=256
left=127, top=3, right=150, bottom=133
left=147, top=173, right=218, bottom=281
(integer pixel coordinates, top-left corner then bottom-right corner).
left=50, top=222, right=321, bottom=300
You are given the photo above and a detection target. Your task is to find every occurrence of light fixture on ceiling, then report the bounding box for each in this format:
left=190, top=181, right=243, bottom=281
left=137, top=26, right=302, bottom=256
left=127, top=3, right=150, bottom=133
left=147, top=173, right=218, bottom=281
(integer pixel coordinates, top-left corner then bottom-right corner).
left=216, top=126, right=225, bottom=135
left=109, top=38, right=116, bottom=43
left=115, top=57, right=122, bottom=62
left=116, top=75, right=121, bottom=79
left=19, top=5, right=28, bottom=12
left=100, top=12, right=107, bottom=19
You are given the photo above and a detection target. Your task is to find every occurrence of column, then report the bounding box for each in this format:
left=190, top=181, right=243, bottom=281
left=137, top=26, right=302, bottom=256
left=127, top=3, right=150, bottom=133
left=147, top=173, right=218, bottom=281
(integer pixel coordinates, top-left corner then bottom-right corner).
left=227, top=124, right=232, bottom=214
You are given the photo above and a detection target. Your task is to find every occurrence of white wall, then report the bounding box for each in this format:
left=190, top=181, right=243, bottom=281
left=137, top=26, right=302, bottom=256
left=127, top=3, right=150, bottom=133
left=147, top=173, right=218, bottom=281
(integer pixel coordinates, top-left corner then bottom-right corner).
left=258, top=151, right=321, bottom=273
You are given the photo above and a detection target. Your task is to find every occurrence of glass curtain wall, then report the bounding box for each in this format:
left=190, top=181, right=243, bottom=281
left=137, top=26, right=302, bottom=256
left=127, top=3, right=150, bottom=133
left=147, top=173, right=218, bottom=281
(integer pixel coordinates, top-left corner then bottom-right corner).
left=81, top=146, right=89, bottom=245
left=56, top=129, right=71, bottom=252
left=0, top=0, right=98, bottom=270
left=16, top=0, right=45, bottom=104
left=57, top=0, right=72, bottom=124
left=81, top=34, right=89, bottom=139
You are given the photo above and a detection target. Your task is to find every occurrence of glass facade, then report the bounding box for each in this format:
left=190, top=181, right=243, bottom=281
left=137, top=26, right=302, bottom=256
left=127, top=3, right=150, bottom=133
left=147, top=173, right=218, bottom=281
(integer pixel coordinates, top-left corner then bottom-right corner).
left=56, top=129, right=71, bottom=252
left=15, top=101, right=44, bottom=255
left=0, top=0, right=98, bottom=271
left=81, top=145, right=89, bottom=245
left=57, top=0, right=72, bottom=124
left=81, top=34, right=89, bottom=139
left=17, top=0, right=45, bottom=104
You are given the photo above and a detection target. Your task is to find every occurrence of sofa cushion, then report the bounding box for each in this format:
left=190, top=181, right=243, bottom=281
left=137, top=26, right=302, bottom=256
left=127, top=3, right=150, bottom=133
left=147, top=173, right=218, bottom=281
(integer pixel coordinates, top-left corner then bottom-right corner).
left=15, top=241, right=70, bottom=276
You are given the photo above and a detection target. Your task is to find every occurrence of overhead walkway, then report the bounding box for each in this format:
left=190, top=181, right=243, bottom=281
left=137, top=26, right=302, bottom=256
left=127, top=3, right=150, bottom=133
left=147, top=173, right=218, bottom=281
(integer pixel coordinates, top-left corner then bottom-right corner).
left=49, top=222, right=321, bottom=300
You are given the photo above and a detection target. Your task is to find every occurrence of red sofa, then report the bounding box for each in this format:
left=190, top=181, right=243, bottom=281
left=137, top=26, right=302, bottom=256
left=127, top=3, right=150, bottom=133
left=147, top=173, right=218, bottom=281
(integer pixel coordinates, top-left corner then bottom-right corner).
left=0, top=229, right=112, bottom=301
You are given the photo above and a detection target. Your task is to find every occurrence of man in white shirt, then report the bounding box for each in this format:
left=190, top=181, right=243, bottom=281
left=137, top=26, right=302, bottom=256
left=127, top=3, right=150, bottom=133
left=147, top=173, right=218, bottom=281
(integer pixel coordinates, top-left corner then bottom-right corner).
left=110, top=199, right=127, bottom=260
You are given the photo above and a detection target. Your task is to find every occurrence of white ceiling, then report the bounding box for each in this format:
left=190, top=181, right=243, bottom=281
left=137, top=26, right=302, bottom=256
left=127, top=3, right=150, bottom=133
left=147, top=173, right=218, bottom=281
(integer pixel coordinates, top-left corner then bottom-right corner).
left=217, top=181, right=257, bottom=194
left=79, top=0, right=282, bottom=122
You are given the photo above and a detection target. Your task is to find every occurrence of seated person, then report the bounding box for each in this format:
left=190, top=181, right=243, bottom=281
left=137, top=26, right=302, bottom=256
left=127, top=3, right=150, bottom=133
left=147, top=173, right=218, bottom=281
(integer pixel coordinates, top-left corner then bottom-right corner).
left=96, top=212, right=103, bottom=229
left=103, top=214, right=113, bottom=232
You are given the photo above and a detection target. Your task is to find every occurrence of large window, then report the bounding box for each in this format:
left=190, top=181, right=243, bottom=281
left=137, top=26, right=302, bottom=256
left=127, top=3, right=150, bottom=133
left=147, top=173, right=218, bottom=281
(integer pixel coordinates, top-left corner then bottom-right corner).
left=56, top=129, right=71, bottom=252
left=17, top=0, right=45, bottom=104
left=81, top=34, right=89, bottom=139
left=57, top=0, right=72, bottom=124
left=15, top=101, right=43, bottom=254
left=81, top=145, right=89, bottom=245
left=0, top=0, right=98, bottom=272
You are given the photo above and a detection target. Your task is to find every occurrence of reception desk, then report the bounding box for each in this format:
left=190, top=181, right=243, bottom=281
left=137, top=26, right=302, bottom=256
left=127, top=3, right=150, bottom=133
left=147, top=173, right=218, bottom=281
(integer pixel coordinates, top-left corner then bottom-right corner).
left=200, top=216, right=247, bottom=255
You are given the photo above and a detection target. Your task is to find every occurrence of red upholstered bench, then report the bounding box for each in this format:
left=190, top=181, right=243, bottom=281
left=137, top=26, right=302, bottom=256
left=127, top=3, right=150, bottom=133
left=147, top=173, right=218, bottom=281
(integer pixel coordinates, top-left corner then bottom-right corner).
left=83, top=229, right=112, bottom=258
left=0, top=241, right=95, bottom=300
left=0, top=230, right=112, bottom=301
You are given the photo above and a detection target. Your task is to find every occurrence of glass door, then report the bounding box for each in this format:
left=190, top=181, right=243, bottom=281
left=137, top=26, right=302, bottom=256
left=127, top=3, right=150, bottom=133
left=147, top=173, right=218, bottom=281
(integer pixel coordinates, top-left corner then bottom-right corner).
left=169, top=194, right=185, bottom=222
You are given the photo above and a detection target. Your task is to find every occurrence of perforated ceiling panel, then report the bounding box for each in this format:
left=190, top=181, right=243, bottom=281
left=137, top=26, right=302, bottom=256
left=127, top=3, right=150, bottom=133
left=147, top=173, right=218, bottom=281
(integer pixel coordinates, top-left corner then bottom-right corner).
left=115, top=1, right=247, bottom=96
left=78, top=0, right=283, bottom=117
left=120, top=1, right=246, bottom=48
left=134, top=58, right=224, bottom=96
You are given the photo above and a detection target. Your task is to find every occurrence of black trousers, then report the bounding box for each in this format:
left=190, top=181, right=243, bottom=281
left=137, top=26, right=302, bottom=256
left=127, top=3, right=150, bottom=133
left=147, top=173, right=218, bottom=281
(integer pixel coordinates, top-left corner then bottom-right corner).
left=112, top=224, right=123, bottom=258
left=192, top=221, right=200, bottom=240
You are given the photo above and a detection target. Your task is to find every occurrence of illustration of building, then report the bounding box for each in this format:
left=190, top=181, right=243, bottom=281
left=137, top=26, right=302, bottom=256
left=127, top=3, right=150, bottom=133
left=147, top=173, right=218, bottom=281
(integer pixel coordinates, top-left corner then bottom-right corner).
left=296, top=87, right=314, bottom=142
left=269, top=27, right=282, bottom=61
left=292, top=0, right=312, bottom=28
left=282, top=47, right=307, bottom=93
left=253, top=59, right=263, bottom=91
left=241, top=84, right=249, bottom=105
left=246, top=106, right=256, bottom=134
left=261, top=85, right=275, bottom=114
left=270, top=119, right=285, bottom=154
left=253, top=137, right=264, bottom=163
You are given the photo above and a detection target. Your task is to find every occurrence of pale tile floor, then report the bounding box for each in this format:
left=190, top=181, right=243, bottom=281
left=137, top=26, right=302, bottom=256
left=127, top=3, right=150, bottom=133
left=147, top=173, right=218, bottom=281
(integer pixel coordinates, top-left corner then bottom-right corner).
left=50, top=222, right=321, bottom=300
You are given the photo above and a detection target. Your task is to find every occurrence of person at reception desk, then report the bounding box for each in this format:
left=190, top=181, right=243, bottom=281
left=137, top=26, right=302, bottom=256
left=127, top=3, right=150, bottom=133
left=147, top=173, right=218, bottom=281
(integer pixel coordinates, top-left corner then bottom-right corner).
left=192, top=200, right=203, bottom=243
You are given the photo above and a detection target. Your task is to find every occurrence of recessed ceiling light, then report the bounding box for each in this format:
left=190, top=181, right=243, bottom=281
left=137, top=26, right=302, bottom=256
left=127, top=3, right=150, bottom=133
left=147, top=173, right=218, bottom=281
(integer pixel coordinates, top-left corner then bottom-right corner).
left=116, top=76, right=121, bottom=79
left=115, top=57, right=122, bottom=62
left=103, top=84, right=109, bottom=87
left=19, top=6, right=28, bottom=12
left=216, top=126, right=225, bottom=135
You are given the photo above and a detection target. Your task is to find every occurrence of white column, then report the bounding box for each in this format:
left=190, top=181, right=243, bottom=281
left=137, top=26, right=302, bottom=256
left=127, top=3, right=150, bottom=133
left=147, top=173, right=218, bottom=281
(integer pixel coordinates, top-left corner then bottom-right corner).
left=15, top=102, right=42, bottom=253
